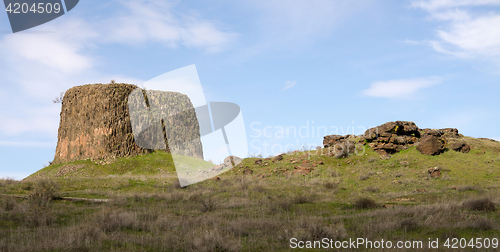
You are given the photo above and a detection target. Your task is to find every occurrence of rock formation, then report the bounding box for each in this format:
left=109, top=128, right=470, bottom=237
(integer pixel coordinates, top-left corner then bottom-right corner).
left=53, top=83, right=203, bottom=164
left=363, top=121, right=420, bottom=155
left=323, top=121, right=470, bottom=157
left=323, top=135, right=356, bottom=158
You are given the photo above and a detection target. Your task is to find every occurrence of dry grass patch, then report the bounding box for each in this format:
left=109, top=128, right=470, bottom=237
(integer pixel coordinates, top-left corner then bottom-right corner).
left=462, top=198, right=495, bottom=212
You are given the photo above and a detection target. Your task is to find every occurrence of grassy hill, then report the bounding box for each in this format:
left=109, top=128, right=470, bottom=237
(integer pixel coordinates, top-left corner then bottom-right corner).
left=1, top=136, right=499, bottom=251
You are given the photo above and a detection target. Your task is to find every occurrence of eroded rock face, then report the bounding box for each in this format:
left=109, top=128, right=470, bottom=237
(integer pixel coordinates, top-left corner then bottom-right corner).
left=363, top=121, right=420, bottom=155
left=53, top=83, right=203, bottom=164
left=323, top=135, right=356, bottom=158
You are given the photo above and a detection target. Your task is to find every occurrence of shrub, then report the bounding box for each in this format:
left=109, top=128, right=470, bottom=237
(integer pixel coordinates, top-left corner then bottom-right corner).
left=20, top=182, right=33, bottom=191
left=24, top=206, right=55, bottom=227
left=324, top=182, right=338, bottom=190
left=293, top=195, right=313, bottom=204
left=1, top=196, right=17, bottom=211
left=28, top=179, right=60, bottom=207
left=462, top=198, right=495, bottom=212
left=200, top=197, right=216, bottom=213
left=279, top=201, right=293, bottom=211
left=353, top=198, right=378, bottom=209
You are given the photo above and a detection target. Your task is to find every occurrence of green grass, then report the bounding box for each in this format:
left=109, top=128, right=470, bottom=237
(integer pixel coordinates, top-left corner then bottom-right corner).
left=0, top=137, right=499, bottom=251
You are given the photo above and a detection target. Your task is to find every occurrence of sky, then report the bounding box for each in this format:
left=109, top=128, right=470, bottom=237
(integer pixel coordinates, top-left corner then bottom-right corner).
left=0, top=0, right=499, bottom=179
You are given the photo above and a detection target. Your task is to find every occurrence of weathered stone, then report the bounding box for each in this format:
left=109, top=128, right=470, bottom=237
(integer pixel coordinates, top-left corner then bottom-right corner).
left=417, top=135, right=445, bottom=155
left=428, top=167, right=441, bottom=177
left=360, top=121, right=422, bottom=156
left=450, top=141, right=471, bottom=153
left=272, top=155, right=283, bottom=162
left=364, top=121, right=420, bottom=139
left=255, top=159, right=263, bottom=165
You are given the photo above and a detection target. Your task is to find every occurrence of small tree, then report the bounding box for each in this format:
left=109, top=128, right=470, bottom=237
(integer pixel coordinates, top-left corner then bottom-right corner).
left=52, top=92, right=64, bottom=104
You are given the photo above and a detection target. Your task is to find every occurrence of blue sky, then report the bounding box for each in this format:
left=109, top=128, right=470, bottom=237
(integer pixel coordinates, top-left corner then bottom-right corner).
left=1, top=0, right=499, bottom=179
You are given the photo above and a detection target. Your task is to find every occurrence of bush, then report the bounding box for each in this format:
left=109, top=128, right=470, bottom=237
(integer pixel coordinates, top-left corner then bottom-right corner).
left=462, top=198, right=495, bottom=212
left=324, top=182, right=338, bottom=190
left=200, top=197, right=216, bottom=213
left=24, top=206, right=55, bottom=227
left=20, top=182, right=33, bottom=191
left=1, top=196, right=17, bottom=211
left=293, top=195, right=313, bottom=204
left=353, top=198, right=378, bottom=209
left=28, top=179, right=60, bottom=207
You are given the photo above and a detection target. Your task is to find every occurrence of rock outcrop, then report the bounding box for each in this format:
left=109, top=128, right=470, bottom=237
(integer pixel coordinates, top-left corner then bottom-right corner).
left=323, top=135, right=356, bottom=158
left=323, top=121, right=470, bottom=157
left=53, top=83, right=203, bottom=164
left=363, top=121, right=420, bottom=155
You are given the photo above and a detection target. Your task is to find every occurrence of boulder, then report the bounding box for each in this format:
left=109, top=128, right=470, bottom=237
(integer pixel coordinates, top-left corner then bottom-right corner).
left=243, top=169, right=253, bottom=175
left=450, top=141, right=471, bottom=153
left=272, top=154, right=283, bottom=162
left=255, top=159, right=263, bottom=165
left=417, top=135, right=445, bottom=155
left=293, top=166, right=314, bottom=175
left=428, top=167, right=441, bottom=178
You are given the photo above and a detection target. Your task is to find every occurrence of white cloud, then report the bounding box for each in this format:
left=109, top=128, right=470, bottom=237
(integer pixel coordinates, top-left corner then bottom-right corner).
left=102, top=0, right=237, bottom=53
left=0, top=19, right=96, bottom=74
left=0, top=0, right=237, bottom=139
left=283, top=80, right=296, bottom=90
left=411, top=0, right=500, bottom=11
left=413, top=0, right=500, bottom=60
left=362, top=77, right=441, bottom=98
